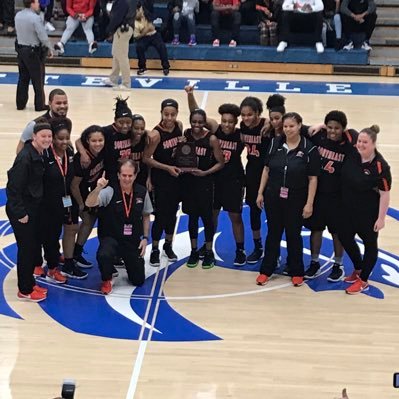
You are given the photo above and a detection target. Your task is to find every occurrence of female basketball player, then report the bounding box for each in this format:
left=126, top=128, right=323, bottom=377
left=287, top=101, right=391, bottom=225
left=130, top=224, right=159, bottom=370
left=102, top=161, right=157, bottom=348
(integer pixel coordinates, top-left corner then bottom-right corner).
left=143, top=99, right=182, bottom=267
left=338, top=125, right=391, bottom=295
left=6, top=122, right=53, bottom=302
left=303, top=111, right=358, bottom=282
left=256, top=112, right=320, bottom=287
left=185, top=86, right=247, bottom=267
left=71, top=125, right=106, bottom=269
left=240, top=97, right=269, bottom=265
left=181, top=109, right=224, bottom=269
left=130, top=114, right=151, bottom=190
left=265, top=94, right=286, bottom=138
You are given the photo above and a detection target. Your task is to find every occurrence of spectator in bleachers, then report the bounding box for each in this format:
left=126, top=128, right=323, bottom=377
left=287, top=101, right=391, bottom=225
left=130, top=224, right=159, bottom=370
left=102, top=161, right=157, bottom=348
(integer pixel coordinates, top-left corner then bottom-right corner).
left=322, top=0, right=343, bottom=50
left=241, top=0, right=257, bottom=24
left=40, top=0, right=56, bottom=31
left=256, top=0, right=279, bottom=46
left=276, top=0, right=325, bottom=53
left=134, top=0, right=170, bottom=75
left=0, top=0, right=15, bottom=35
left=340, top=0, right=376, bottom=50
left=211, top=0, right=241, bottom=47
left=170, top=0, right=199, bottom=45
left=54, top=0, right=98, bottom=55
left=196, top=0, right=212, bottom=23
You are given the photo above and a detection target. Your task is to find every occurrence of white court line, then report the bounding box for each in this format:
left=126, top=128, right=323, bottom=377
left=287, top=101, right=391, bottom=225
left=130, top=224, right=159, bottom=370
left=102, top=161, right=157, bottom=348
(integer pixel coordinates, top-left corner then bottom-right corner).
left=200, top=91, right=209, bottom=109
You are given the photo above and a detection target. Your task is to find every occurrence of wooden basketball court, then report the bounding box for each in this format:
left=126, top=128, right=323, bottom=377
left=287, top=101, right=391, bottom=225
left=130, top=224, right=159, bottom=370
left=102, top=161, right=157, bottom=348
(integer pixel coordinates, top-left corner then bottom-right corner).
left=0, top=65, right=398, bottom=399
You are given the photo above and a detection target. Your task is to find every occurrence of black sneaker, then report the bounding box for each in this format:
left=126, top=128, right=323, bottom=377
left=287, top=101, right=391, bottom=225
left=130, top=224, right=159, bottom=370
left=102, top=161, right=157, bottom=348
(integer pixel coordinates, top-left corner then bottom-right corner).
left=114, top=257, right=125, bottom=268
left=113, top=257, right=125, bottom=268
left=327, top=263, right=345, bottom=282
left=304, top=261, right=321, bottom=279
left=187, top=250, right=200, bottom=268
left=137, top=68, right=147, bottom=75
left=74, top=254, right=93, bottom=269
left=163, top=68, right=170, bottom=76
left=202, top=250, right=215, bottom=269
left=246, top=248, right=263, bottom=264
left=112, top=266, right=119, bottom=277
left=198, top=244, right=206, bottom=260
left=61, top=265, right=88, bottom=280
left=149, top=249, right=160, bottom=267
left=234, top=249, right=246, bottom=266
left=163, top=243, right=178, bottom=262
left=282, top=264, right=292, bottom=276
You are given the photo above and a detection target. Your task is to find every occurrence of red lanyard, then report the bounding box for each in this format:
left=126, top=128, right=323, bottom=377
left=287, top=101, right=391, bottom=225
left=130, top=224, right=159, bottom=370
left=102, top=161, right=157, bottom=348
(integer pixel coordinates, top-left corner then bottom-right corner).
left=51, top=145, right=68, bottom=177
left=121, top=185, right=133, bottom=218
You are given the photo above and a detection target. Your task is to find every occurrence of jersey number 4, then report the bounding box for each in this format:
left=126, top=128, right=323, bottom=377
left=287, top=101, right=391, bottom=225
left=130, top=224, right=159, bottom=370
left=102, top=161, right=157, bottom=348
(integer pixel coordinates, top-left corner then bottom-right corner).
left=323, top=160, right=335, bottom=174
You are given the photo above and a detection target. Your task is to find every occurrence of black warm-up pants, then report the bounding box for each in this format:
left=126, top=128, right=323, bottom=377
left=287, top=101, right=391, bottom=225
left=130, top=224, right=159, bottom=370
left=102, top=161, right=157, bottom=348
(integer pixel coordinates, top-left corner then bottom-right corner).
left=260, top=188, right=307, bottom=277
left=338, top=209, right=378, bottom=281
left=97, top=237, right=145, bottom=285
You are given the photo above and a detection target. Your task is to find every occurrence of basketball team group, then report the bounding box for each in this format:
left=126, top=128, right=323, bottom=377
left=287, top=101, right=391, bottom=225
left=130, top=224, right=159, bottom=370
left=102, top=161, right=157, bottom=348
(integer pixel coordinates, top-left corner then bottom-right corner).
left=5, top=85, right=391, bottom=301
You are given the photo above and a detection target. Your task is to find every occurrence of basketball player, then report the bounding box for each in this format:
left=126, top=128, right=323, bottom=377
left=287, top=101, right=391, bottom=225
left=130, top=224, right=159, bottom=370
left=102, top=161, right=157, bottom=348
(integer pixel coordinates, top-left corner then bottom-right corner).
left=70, top=125, right=106, bottom=268
left=185, top=86, right=247, bottom=266
left=181, top=109, right=224, bottom=269
left=143, top=99, right=182, bottom=266
left=303, top=111, right=358, bottom=282
left=240, top=97, right=269, bottom=264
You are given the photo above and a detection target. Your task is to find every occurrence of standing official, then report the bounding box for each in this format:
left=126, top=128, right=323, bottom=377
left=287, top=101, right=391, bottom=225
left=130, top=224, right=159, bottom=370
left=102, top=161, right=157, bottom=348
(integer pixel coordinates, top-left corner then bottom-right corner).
left=15, top=0, right=53, bottom=111
left=86, top=159, right=152, bottom=295
left=102, top=0, right=136, bottom=90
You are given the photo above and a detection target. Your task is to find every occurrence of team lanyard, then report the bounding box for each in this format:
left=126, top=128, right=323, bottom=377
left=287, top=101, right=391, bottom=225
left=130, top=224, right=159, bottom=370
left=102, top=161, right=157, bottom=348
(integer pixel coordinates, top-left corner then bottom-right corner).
left=121, top=185, right=133, bottom=219
left=51, top=145, right=68, bottom=195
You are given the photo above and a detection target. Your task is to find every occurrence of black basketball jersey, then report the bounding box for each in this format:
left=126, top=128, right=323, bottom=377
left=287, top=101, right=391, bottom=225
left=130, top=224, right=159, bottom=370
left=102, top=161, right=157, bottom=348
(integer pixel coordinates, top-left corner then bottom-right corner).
left=310, top=129, right=358, bottom=193
left=103, top=124, right=132, bottom=175
left=240, top=117, right=268, bottom=170
left=74, top=149, right=105, bottom=197
left=152, top=122, right=182, bottom=184
left=214, top=126, right=244, bottom=179
left=184, top=129, right=214, bottom=172
left=130, top=133, right=148, bottom=187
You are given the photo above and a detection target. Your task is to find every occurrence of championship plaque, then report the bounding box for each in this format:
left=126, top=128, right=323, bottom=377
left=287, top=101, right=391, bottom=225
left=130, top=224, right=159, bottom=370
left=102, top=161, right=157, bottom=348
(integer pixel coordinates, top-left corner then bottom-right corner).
left=175, top=141, right=199, bottom=172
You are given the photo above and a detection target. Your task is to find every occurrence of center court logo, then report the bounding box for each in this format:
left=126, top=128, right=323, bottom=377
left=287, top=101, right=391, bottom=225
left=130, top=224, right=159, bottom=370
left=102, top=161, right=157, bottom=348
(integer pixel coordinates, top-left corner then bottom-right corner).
left=0, top=202, right=399, bottom=342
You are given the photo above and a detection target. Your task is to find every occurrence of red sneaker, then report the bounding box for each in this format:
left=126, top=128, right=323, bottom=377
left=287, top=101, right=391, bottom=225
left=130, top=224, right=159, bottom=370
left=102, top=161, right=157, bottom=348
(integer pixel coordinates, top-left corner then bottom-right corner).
left=33, top=285, right=48, bottom=294
left=17, top=290, right=46, bottom=302
left=346, top=279, right=369, bottom=295
left=292, top=276, right=304, bottom=286
left=101, top=280, right=113, bottom=295
left=344, top=270, right=360, bottom=283
left=33, top=266, right=45, bottom=277
left=256, top=274, right=269, bottom=286
left=46, top=268, right=67, bottom=284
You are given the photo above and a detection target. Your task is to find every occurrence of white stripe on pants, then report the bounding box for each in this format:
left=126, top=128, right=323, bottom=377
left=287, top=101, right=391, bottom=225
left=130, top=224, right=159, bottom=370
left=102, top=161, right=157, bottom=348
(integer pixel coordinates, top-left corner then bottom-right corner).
left=110, top=27, right=133, bottom=87
left=61, top=15, right=95, bottom=45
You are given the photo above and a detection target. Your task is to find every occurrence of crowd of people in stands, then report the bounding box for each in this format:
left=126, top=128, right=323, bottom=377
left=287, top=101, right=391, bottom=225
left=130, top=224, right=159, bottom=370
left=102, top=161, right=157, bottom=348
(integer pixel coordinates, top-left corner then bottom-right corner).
left=2, top=0, right=378, bottom=52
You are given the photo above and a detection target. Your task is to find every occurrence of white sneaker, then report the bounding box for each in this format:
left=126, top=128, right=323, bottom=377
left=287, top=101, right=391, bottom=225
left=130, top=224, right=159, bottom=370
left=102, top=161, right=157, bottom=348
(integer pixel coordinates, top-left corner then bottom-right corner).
left=315, top=42, right=324, bottom=53
left=276, top=41, right=288, bottom=52
left=54, top=41, right=64, bottom=54
left=102, top=78, right=118, bottom=87
left=229, top=40, right=237, bottom=47
left=88, top=41, right=98, bottom=54
left=361, top=41, right=372, bottom=51
left=45, top=21, right=55, bottom=32
left=113, top=84, right=131, bottom=91
left=343, top=41, right=354, bottom=51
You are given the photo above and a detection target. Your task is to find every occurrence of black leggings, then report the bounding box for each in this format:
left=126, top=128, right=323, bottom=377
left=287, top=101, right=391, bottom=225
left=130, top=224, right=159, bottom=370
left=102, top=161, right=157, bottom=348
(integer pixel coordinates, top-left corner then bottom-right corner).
left=188, top=213, right=214, bottom=243
left=151, top=182, right=180, bottom=241
left=338, top=210, right=378, bottom=281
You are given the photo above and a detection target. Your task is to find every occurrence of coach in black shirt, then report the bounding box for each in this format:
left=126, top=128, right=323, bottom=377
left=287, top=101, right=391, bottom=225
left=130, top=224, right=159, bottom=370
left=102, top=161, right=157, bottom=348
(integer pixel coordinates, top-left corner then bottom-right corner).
left=256, top=112, right=321, bottom=287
